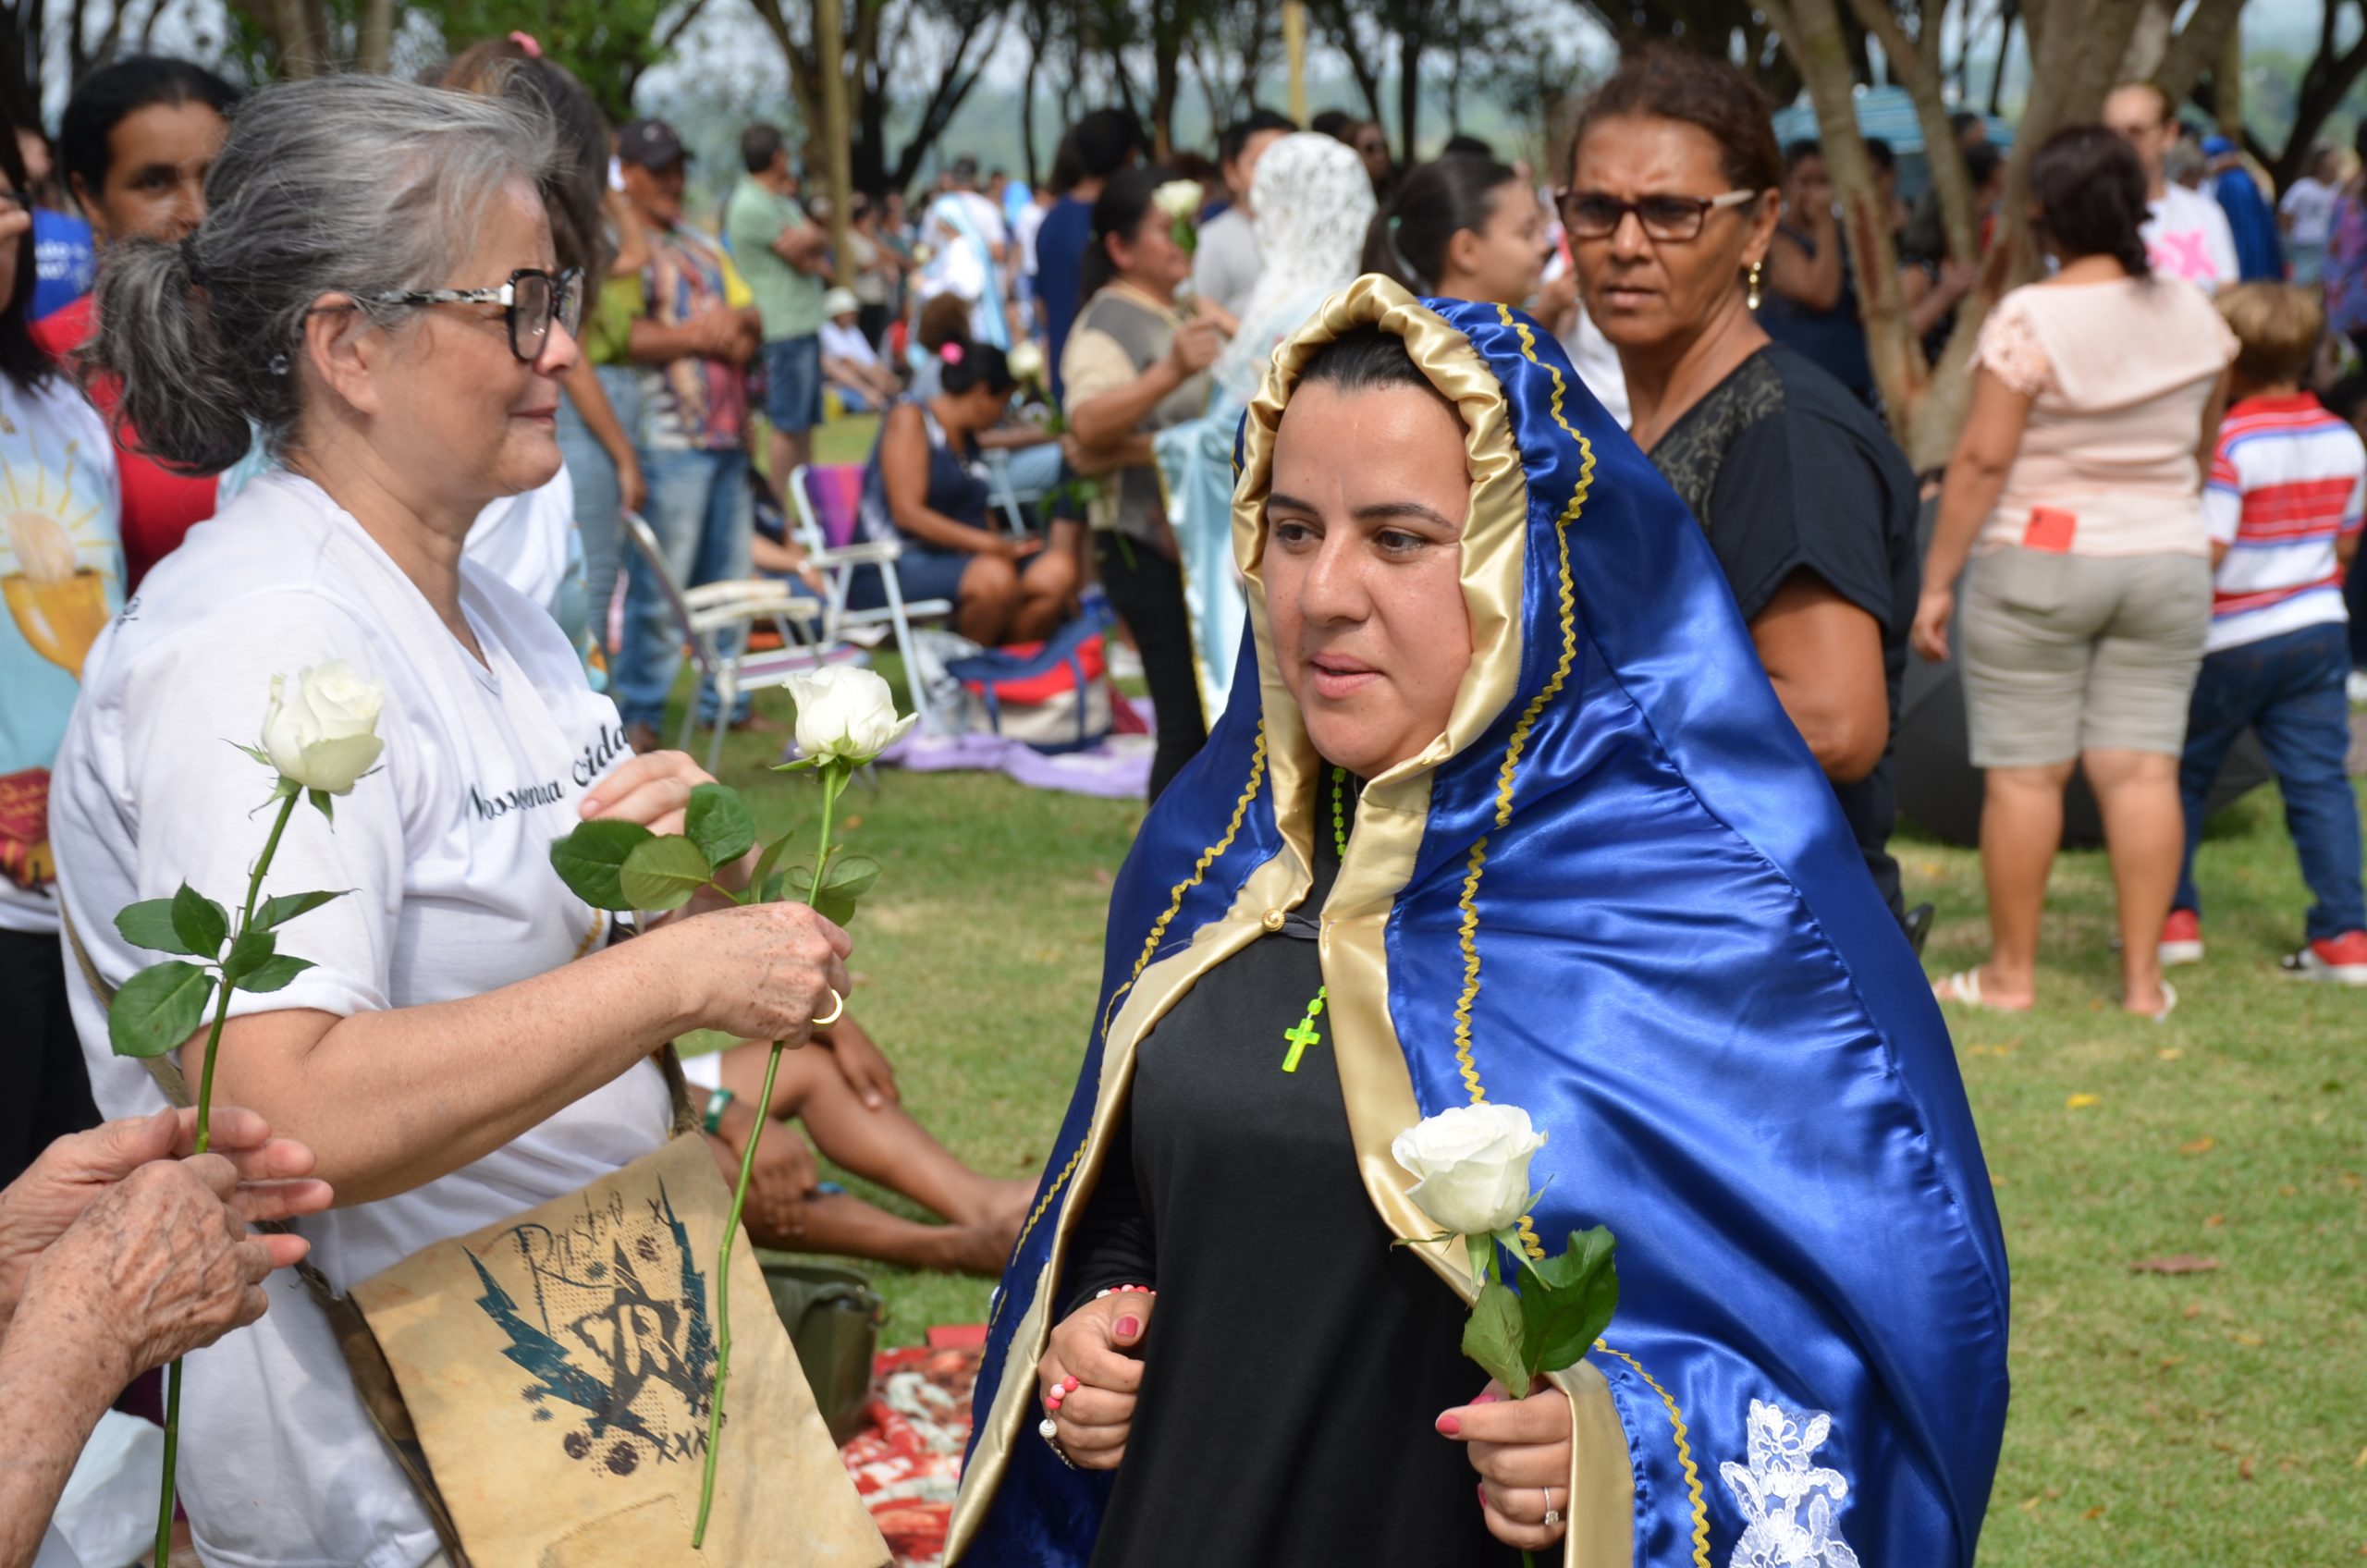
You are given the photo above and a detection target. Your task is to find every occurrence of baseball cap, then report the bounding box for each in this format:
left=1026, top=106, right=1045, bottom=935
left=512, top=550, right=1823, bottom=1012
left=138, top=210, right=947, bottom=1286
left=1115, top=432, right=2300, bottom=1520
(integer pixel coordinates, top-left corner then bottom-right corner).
left=823, top=287, right=861, bottom=318
left=618, top=118, right=690, bottom=170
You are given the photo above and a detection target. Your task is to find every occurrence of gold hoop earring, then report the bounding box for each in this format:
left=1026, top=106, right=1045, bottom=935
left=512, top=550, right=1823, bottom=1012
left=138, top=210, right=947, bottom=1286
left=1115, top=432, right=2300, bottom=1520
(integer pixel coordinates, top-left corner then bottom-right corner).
left=1746, top=261, right=1764, bottom=312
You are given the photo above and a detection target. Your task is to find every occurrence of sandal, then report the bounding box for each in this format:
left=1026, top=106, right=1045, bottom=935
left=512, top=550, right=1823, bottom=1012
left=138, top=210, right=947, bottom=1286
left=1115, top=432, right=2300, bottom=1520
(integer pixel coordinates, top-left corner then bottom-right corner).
left=2129, top=979, right=2177, bottom=1023
left=1932, top=969, right=2032, bottom=1013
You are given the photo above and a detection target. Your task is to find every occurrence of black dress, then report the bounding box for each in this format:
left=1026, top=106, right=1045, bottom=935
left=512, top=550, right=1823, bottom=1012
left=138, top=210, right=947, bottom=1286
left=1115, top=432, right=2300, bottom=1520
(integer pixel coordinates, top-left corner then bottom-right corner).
left=1648, top=343, right=1920, bottom=921
left=1065, top=778, right=1518, bottom=1568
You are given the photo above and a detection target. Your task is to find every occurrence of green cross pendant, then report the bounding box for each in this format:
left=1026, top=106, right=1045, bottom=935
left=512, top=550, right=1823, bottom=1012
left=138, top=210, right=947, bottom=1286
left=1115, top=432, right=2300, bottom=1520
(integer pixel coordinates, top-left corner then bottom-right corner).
left=1282, top=986, right=1328, bottom=1072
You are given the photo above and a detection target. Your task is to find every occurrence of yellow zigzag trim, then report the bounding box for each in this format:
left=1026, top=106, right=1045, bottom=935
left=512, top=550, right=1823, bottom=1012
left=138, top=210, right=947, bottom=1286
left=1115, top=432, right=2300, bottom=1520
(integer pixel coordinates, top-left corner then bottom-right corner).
left=1595, top=1341, right=1714, bottom=1568
left=999, top=725, right=1271, bottom=1308
left=1448, top=307, right=1596, bottom=1261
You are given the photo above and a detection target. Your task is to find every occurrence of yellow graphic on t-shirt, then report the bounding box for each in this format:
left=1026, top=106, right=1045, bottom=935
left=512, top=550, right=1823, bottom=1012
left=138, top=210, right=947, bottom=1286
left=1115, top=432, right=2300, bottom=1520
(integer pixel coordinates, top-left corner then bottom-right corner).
left=2, top=435, right=112, bottom=679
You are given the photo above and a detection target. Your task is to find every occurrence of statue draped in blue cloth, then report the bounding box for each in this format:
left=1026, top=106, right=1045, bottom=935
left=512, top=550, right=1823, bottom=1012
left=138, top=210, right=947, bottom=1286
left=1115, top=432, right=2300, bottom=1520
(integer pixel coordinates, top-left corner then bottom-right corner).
left=950, top=276, right=2009, bottom=1568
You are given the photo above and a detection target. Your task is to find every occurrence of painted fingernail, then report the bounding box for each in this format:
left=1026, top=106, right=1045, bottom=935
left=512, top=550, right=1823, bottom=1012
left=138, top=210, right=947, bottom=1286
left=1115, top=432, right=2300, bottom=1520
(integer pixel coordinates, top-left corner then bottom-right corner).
left=1473, top=1389, right=1501, bottom=1404
left=1435, top=1412, right=1461, bottom=1436
left=1114, top=1317, right=1139, bottom=1338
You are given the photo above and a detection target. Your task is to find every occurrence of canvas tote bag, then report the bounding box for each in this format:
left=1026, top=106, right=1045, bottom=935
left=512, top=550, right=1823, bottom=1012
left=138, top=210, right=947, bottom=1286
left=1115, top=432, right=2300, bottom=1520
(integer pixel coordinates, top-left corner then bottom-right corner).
left=67, top=915, right=889, bottom=1568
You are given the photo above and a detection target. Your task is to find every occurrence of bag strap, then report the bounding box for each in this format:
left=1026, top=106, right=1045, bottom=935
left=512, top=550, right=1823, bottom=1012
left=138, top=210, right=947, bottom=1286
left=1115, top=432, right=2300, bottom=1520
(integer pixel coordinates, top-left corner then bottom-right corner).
left=61, top=904, right=694, bottom=1565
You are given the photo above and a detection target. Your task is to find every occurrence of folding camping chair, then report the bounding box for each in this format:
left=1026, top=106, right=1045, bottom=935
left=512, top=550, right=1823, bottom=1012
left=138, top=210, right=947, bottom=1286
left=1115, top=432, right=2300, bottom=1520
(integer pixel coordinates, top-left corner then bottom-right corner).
left=621, top=510, right=846, bottom=772
left=786, top=462, right=956, bottom=733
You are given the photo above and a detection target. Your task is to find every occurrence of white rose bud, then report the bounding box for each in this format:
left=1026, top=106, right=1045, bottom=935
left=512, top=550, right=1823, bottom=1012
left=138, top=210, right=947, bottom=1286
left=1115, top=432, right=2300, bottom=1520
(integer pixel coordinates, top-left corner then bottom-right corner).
left=1392, top=1102, right=1548, bottom=1239
left=1152, top=180, right=1204, bottom=223
left=1006, top=340, right=1046, bottom=385
left=261, top=661, right=386, bottom=795
left=787, top=665, right=916, bottom=766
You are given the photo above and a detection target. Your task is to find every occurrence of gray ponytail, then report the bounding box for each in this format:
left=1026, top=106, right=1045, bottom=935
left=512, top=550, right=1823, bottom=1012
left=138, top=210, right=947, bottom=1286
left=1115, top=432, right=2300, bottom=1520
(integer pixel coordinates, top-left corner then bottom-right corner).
left=84, top=74, right=555, bottom=474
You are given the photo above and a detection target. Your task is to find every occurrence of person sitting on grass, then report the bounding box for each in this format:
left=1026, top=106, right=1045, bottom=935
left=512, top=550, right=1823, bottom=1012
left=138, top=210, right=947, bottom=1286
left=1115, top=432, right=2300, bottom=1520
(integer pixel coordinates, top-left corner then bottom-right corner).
left=854, top=337, right=1078, bottom=644
left=2162, top=281, right=2367, bottom=984
left=821, top=285, right=900, bottom=411
left=683, top=1015, right=1037, bottom=1275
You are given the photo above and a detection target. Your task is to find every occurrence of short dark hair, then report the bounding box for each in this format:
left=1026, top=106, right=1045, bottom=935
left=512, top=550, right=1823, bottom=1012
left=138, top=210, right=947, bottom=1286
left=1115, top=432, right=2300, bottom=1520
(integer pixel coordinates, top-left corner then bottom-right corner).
left=0, top=112, right=50, bottom=393
left=1571, top=43, right=1782, bottom=196
left=2030, top=124, right=2151, bottom=277
left=61, top=54, right=239, bottom=201
left=941, top=340, right=1014, bottom=398
left=1294, top=323, right=1435, bottom=398
left=1441, top=132, right=1495, bottom=160
left=1949, top=110, right=1984, bottom=136
left=1964, top=142, right=2005, bottom=189
left=1311, top=108, right=1355, bottom=141
left=741, top=123, right=786, bottom=175
left=1865, top=137, right=1895, bottom=174
left=950, top=153, right=980, bottom=184
left=1782, top=138, right=1822, bottom=171
left=1220, top=108, right=1297, bottom=169
left=1083, top=164, right=1172, bottom=298
left=1069, top=108, right=1148, bottom=181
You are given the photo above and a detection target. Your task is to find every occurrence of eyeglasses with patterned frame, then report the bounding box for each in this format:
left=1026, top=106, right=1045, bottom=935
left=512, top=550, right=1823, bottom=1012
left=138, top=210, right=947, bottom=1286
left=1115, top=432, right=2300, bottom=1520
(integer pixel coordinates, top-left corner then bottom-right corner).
left=355, top=266, right=585, bottom=361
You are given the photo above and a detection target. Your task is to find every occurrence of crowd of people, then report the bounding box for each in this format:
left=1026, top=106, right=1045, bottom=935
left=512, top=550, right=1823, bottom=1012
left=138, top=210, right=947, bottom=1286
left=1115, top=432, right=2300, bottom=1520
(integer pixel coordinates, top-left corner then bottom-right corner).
left=0, top=24, right=2361, bottom=1568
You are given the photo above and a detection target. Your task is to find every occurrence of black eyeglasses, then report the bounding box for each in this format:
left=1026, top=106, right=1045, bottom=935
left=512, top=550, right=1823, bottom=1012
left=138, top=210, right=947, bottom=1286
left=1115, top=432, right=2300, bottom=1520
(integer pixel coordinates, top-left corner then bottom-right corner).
left=358, top=266, right=584, bottom=361
left=1556, top=189, right=1759, bottom=242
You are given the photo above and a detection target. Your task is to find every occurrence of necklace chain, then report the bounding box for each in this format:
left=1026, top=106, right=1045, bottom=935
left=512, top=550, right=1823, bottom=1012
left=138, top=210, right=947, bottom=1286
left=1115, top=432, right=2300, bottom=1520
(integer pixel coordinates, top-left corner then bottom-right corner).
left=1282, top=768, right=1349, bottom=1073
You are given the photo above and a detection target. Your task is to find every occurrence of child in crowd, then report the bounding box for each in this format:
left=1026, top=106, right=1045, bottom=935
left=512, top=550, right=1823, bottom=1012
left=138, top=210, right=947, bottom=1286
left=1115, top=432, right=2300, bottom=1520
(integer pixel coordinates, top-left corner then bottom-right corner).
left=2163, top=283, right=2367, bottom=983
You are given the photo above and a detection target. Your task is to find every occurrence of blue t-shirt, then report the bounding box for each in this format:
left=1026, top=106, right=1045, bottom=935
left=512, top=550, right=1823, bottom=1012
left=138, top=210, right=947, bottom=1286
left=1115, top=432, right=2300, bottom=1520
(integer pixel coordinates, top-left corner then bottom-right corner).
left=1034, top=196, right=1093, bottom=402
left=2212, top=168, right=2285, bottom=282
left=30, top=209, right=94, bottom=320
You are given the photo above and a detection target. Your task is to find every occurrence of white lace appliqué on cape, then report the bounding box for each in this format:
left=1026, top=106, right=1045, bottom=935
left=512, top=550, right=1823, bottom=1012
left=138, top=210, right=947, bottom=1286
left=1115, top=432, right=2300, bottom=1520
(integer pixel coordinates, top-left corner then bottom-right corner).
left=1718, top=1399, right=1860, bottom=1568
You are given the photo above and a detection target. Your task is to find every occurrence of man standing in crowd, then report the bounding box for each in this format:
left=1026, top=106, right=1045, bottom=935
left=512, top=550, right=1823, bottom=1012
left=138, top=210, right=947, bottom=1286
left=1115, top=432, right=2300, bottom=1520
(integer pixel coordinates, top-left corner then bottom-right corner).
left=616, top=116, right=762, bottom=753
left=2105, top=80, right=2238, bottom=290
left=1035, top=107, right=1147, bottom=401
left=920, top=154, right=1011, bottom=348
left=2281, top=145, right=2342, bottom=285
left=725, top=123, right=830, bottom=503
left=1193, top=108, right=1296, bottom=322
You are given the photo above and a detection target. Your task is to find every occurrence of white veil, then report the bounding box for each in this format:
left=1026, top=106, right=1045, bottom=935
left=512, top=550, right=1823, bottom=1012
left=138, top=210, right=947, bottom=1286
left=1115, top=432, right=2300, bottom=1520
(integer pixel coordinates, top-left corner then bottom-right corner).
left=1208, top=134, right=1380, bottom=408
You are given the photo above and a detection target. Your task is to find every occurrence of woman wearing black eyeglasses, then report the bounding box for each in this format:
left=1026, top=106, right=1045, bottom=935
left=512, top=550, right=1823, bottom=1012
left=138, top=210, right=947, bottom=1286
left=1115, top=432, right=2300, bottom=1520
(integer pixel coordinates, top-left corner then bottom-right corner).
left=51, top=77, right=853, bottom=1566
left=1563, top=44, right=1921, bottom=929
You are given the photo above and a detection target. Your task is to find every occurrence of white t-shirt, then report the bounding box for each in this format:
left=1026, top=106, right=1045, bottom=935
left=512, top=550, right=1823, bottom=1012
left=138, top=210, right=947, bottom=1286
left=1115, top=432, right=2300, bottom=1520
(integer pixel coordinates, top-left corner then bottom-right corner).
left=53, top=472, right=668, bottom=1568
left=1192, top=206, right=1263, bottom=322
left=1014, top=199, right=1049, bottom=279
left=0, top=372, right=120, bottom=935
left=821, top=318, right=881, bottom=368
left=2281, top=176, right=2339, bottom=247
left=2143, top=184, right=2240, bottom=291
left=462, top=466, right=577, bottom=617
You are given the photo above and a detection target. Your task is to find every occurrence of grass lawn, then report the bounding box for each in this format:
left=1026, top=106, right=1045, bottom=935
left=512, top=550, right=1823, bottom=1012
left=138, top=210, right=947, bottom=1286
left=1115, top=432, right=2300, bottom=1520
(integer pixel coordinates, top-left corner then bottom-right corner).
left=675, top=575, right=2363, bottom=1562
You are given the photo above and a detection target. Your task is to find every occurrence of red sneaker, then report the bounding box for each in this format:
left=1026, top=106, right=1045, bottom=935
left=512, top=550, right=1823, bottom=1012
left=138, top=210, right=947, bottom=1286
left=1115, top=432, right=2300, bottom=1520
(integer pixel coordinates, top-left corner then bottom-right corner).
left=2158, top=909, right=2203, bottom=967
left=2283, top=930, right=2367, bottom=986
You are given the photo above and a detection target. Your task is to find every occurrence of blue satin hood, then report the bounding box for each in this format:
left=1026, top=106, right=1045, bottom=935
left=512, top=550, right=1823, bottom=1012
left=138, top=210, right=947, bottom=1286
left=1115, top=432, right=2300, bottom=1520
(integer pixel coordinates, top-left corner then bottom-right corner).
left=950, top=276, right=2007, bottom=1568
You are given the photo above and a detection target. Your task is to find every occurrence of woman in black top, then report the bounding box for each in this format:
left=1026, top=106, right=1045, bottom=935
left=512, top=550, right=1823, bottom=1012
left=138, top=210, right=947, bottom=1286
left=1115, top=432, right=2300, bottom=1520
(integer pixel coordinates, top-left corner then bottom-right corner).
left=1561, top=45, right=1919, bottom=922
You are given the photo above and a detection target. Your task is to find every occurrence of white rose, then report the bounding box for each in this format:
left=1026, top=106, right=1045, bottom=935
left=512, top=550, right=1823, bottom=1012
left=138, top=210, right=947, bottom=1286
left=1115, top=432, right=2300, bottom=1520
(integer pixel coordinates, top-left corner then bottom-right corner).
left=1006, top=340, right=1047, bottom=385
left=787, top=666, right=915, bottom=766
left=1152, top=179, right=1204, bottom=223
left=260, top=661, right=386, bottom=795
left=1392, top=1102, right=1548, bottom=1238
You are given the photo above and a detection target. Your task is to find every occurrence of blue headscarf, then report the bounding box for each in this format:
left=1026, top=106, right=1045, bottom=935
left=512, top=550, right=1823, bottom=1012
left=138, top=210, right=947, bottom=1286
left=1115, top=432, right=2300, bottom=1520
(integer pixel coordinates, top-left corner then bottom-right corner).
left=950, top=276, right=2008, bottom=1568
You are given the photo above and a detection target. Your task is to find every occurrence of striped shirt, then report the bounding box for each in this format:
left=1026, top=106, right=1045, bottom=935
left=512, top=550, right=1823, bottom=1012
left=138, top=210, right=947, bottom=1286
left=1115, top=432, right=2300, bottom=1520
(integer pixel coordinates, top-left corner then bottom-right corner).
left=2202, top=392, right=2364, bottom=653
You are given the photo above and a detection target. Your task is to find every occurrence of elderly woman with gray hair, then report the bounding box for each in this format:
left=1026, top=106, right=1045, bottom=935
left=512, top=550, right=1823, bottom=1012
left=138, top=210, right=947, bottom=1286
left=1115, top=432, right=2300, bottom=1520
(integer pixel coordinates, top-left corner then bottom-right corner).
left=49, top=76, right=851, bottom=1566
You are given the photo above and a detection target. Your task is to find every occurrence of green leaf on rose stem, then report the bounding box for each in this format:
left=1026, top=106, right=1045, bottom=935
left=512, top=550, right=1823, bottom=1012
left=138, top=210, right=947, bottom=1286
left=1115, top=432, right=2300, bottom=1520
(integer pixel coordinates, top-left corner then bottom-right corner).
left=238, top=954, right=315, bottom=994
left=769, top=753, right=818, bottom=774
left=819, top=853, right=880, bottom=900
left=760, top=871, right=791, bottom=904
left=219, top=927, right=276, bottom=986
left=169, top=883, right=228, bottom=959
left=255, top=889, right=350, bottom=931
left=1516, top=1227, right=1620, bottom=1379
left=742, top=831, right=793, bottom=907
left=228, top=741, right=273, bottom=767
left=115, top=898, right=200, bottom=956
left=307, top=787, right=335, bottom=825
left=108, top=961, right=216, bottom=1059
left=683, top=783, right=756, bottom=868
left=618, top=834, right=717, bottom=911
left=1466, top=1231, right=1495, bottom=1287
left=1461, top=1280, right=1528, bottom=1397
left=549, top=819, right=656, bottom=911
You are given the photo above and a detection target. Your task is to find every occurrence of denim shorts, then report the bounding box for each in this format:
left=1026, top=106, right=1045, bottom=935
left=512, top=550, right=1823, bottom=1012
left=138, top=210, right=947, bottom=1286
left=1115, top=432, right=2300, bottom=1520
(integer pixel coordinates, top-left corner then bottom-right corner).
left=762, top=333, right=824, bottom=433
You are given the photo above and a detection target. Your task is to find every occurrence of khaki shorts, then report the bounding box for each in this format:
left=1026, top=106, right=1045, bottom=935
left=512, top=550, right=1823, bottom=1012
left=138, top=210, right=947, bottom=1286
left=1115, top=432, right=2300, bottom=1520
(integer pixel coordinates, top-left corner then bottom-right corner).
left=1958, top=545, right=2211, bottom=767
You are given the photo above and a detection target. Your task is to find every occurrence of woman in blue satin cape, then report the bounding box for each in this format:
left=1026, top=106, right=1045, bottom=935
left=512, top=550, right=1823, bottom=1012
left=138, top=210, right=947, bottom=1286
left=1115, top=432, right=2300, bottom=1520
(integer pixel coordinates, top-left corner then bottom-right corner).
left=949, top=275, right=2008, bottom=1568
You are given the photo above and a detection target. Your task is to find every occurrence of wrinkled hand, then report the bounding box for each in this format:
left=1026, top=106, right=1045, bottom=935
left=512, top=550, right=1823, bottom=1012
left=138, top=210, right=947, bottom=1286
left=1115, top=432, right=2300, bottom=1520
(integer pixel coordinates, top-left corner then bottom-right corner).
left=1168, top=318, right=1223, bottom=379
left=666, top=901, right=852, bottom=1045
left=1040, top=1290, right=1154, bottom=1469
left=1441, top=1379, right=1572, bottom=1553
left=579, top=749, right=716, bottom=839
left=22, top=1154, right=314, bottom=1383
left=705, top=1112, right=819, bottom=1238
left=1910, top=584, right=1956, bottom=663
left=0, top=1107, right=328, bottom=1319
left=822, top=1021, right=901, bottom=1109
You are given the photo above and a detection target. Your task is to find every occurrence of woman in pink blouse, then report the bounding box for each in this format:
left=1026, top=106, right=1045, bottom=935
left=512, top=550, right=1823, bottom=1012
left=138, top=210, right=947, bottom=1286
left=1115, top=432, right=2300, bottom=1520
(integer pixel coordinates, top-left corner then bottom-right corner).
left=1914, top=125, right=2237, bottom=1020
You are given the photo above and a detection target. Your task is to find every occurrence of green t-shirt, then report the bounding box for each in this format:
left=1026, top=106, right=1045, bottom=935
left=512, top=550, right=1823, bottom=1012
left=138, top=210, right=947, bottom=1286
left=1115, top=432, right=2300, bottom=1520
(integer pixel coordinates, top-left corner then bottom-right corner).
left=724, top=178, right=824, bottom=342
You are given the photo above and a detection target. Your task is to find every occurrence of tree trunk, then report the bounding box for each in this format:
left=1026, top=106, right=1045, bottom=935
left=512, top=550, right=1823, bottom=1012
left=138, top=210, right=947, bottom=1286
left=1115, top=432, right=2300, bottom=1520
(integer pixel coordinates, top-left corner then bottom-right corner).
left=1021, top=43, right=1043, bottom=187
left=272, top=0, right=319, bottom=75
left=2153, top=0, right=2244, bottom=108
left=1842, top=0, right=1976, bottom=280
left=356, top=0, right=397, bottom=74
left=1396, top=30, right=1420, bottom=165
left=818, top=0, right=853, bottom=285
